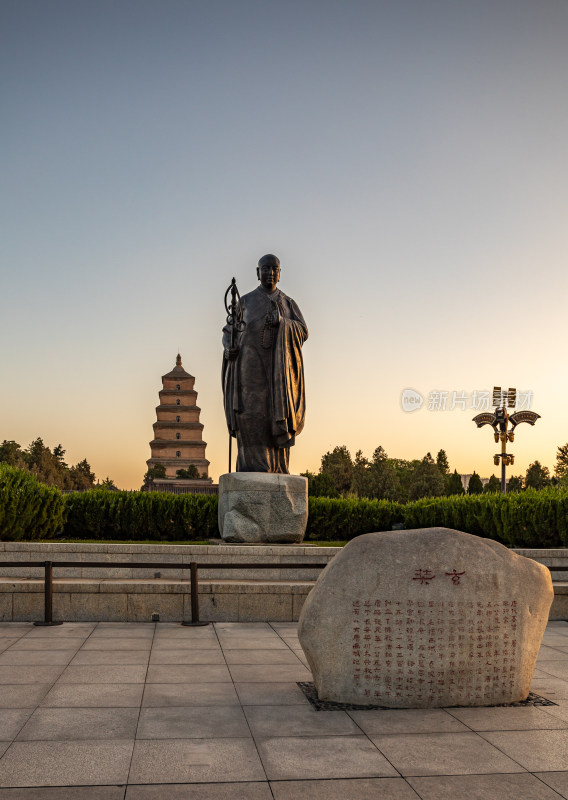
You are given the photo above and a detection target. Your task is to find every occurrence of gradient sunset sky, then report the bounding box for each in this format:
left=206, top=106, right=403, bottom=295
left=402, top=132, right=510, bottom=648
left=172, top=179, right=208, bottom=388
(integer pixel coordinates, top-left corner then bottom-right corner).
left=2, top=0, right=567, bottom=489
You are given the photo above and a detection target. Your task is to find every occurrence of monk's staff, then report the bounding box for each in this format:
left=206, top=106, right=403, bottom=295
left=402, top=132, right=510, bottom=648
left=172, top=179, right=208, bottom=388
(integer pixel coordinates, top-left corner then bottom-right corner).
left=223, top=277, right=246, bottom=472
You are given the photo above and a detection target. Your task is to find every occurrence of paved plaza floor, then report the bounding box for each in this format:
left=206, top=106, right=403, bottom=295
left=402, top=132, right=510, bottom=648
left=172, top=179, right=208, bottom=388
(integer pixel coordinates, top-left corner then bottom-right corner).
left=0, top=620, right=567, bottom=798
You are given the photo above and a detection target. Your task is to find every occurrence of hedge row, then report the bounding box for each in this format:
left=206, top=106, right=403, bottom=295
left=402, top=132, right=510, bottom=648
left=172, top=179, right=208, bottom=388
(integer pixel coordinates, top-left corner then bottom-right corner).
left=2, top=464, right=568, bottom=547
left=63, top=490, right=218, bottom=541
left=305, top=489, right=568, bottom=548
left=0, top=464, right=66, bottom=541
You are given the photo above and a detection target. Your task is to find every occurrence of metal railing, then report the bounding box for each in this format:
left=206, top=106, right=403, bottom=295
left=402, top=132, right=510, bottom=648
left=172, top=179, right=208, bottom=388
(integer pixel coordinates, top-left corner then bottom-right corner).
left=0, top=559, right=329, bottom=627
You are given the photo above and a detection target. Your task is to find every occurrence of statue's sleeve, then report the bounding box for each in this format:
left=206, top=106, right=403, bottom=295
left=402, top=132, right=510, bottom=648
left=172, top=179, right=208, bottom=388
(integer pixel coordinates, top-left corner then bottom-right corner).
left=272, top=295, right=308, bottom=445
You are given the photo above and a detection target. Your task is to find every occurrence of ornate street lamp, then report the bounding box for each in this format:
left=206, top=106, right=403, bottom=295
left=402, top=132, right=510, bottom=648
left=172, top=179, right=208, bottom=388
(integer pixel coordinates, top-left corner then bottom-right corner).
left=472, top=387, right=540, bottom=494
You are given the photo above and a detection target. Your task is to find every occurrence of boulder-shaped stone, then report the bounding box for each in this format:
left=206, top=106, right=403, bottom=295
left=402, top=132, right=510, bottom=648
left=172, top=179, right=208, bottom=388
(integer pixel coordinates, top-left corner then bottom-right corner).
left=218, top=472, right=307, bottom=543
left=298, top=528, right=553, bottom=708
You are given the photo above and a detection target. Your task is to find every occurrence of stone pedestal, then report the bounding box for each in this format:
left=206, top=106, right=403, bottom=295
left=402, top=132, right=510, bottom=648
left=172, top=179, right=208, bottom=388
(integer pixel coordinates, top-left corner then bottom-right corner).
left=218, top=473, right=308, bottom=544
left=298, top=527, right=554, bottom=708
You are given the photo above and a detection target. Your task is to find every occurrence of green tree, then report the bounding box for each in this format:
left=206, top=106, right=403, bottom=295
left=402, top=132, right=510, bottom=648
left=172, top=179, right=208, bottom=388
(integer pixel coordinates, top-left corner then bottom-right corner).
left=388, top=458, right=421, bottom=502
left=144, top=464, right=167, bottom=483
left=446, top=469, right=464, bottom=495
left=408, top=453, right=446, bottom=500
left=467, top=472, right=483, bottom=494
left=368, top=446, right=400, bottom=500
left=320, top=445, right=353, bottom=495
left=176, top=465, right=200, bottom=479
left=525, top=461, right=550, bottom=490
left=555, top=444, right=568, bottom=486
left=69, top=459, right=96, bottom=490
left=507, top=475, right=524, bottom=492
left=351, top=450, right=372, bottom=498
left=25, top=438, right=66, bottom=488
left=436, top=449, right=450, bottom=476
left=0, top=440, right=26, bottom=469
left=301, top=470, right=340, bottom=498
left=484, top=474, right=501, bottom=493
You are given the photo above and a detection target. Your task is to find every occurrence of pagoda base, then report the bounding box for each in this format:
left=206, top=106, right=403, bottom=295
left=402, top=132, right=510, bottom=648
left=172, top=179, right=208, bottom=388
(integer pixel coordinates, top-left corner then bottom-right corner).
left=218, top=472, right=308, bottom=544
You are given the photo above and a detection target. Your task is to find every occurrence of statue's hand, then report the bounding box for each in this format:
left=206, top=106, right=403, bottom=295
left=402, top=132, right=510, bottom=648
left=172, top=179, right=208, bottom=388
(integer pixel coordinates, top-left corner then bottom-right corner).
left=224, top=347, right=239, bottom=361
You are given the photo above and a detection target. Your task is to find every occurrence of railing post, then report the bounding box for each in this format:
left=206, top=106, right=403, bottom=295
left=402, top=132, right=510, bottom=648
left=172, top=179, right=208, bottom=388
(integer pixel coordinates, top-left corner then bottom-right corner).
left=34, top=561, right=63, bottom=626
left=181, top=561, right=209, bottom=626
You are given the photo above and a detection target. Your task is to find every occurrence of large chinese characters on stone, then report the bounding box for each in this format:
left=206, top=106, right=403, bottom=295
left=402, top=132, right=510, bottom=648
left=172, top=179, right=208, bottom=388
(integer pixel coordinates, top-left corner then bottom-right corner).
left=298, top=528, right=553, bottom=708
left=219, top=254, right=309, bottom=543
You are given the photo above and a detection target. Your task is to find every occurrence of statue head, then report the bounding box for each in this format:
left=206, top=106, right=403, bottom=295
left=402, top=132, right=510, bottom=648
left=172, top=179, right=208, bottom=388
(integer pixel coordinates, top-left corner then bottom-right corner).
left=257, top=254, right=281, bottom=292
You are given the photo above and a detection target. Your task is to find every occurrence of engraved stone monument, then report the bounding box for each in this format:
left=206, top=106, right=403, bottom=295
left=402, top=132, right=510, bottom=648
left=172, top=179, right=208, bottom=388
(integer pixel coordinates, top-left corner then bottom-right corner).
left=219, top=254, right=308, bottom=543
left=298, top=527, right=553, bottom=708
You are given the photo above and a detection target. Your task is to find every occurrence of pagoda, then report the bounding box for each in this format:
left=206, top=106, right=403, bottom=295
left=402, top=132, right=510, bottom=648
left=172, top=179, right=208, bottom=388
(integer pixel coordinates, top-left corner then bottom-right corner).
left=146, top=354, right=212, bottom=484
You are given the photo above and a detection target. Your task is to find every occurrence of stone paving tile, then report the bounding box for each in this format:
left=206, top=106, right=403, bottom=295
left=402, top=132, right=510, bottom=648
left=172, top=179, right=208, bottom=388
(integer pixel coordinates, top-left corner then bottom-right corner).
left=0, top=711, right=32, bottom=740
left=407, top=773, right=562, bottom=799
left=370, top=732, right=525, bottom=776
left=270, top=777, right=420, bottom=800
left=0, top=740, right=133, bottom=787
left=223, top=649, right=302, bottom=665
left=8, top=638, right=86, bottom=651
left=244, top=705, right=360, bottom=737
left=81, top=638, right=152, bottom=651
left=17, top=707, right=139, bottom=741
left=126, top=783, right=272, bottom=799
left=90, top=626, right=153, bottom=638
left=217, top=638, right=290, bottom=651
left=531, top=678, right=568, bottom=700
left=136, top=706, right=250, bottom=739
left=71, top=650, right=150, bottom=665
left=145, top=665, right=231, bottom=683
left=0, top=666, right=65, bottom=684
left=0, top=685, right=51, bottom=709
left=234, top=682, right=310, bottom=706
left=348, top=708, right=469, bottom=735
left=0, top=650, right=77, bottom=666
left=148, top=648, right=224, bottom=665
left=256, top=735, right=398, bottom=780
left=481, top=729, right=568, bottom=771
left=141, top=682, right=240, bottom=707
left=57, top=665, right=148, bottom=684
left=535, top=772, right=568, bottom=799
left=128, top=738, right=266, bottom=784
left=26, top=625, right=95, bottom=638
left=0, top=745, right=9, bottom=760
left=0, top=641, right=23, bottom=655
left=0, top=788, right=125, bottom=799
left=536, top=701, right=568, bottom=724
left=537, top=646, right=568, bottom=661
left=150, top=638, right=220, bottom=650
left=228, top=664, right=312, bottom=683
left=447, top=706, right=568, bottom=731
left=41, top=683, right=144, bottom=708
left=535, top=661, right=568, bottom=680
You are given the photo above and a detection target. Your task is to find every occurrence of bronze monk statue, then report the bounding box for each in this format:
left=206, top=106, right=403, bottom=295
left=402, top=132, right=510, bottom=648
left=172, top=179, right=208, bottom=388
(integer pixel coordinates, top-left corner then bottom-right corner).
left=222, top=254, right=308, bottom=473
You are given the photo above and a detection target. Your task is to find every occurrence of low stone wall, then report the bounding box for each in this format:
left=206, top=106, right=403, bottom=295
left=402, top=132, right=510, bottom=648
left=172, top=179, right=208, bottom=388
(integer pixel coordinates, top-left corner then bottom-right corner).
left=0, top=543, right=565, bottom=623
left=0, top=541, right=337, bottom=582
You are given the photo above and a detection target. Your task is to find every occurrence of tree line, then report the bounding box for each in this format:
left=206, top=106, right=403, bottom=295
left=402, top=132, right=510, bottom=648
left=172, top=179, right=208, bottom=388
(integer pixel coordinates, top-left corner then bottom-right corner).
left=0, top=439, right=114, bottom=491
left=302, top=444, right=568, bottom=502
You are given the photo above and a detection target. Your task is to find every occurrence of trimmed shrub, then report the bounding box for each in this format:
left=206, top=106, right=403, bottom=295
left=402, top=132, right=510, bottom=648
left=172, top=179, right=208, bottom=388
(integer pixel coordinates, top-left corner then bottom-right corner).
left=306, top=497, right=404, bottom=541
left=62, top=490, right=218, bottom=541
left=306, top=488, right=568, bottom=547
left=0, top=464, right=66, bottom=541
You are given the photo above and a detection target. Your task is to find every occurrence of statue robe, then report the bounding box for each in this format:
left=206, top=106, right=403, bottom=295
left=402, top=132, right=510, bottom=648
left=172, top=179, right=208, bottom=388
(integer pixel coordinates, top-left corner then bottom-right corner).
left=222, top=285, right=308, bottom=473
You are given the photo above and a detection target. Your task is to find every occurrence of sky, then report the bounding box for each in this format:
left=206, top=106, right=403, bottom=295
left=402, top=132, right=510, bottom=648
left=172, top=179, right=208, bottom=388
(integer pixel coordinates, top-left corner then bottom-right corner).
left=1, top=0, right=567, bottom=490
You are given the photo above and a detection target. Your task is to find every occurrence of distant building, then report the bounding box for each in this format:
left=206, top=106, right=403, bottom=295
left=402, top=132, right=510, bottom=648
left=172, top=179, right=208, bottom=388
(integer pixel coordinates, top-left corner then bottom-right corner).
left=145, top=354, right=216, bottom=493
left=460, top=474, right=491, bottom=492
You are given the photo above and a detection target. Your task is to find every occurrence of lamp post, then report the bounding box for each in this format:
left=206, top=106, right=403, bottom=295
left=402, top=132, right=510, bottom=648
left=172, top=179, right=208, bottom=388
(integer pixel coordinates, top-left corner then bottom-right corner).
left=472, top=387, right=540, bottom=494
